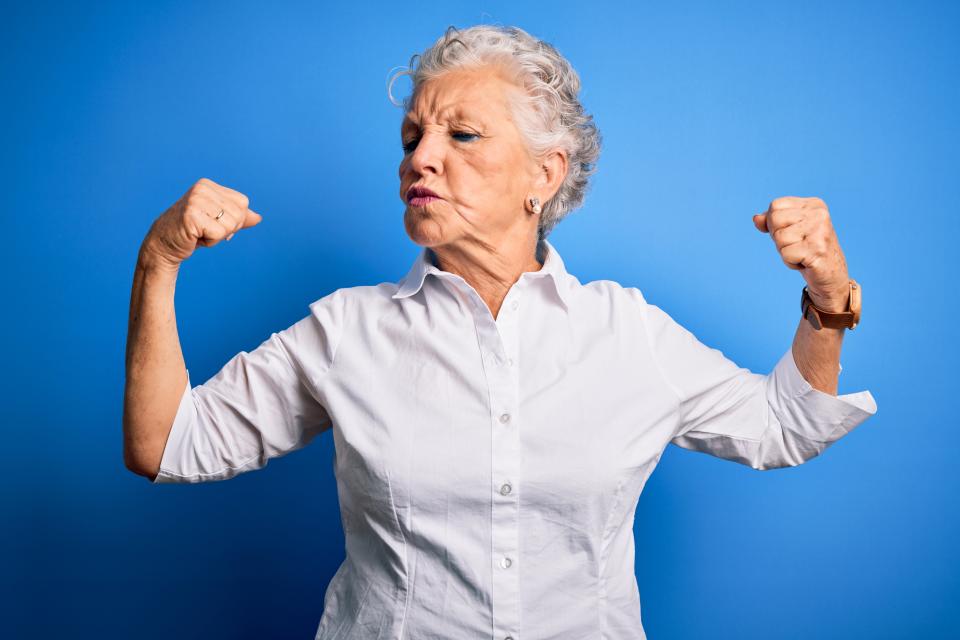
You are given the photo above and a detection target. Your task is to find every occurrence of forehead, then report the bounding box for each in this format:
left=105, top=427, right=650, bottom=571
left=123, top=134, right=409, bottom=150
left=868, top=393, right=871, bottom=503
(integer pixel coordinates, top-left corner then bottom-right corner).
left=402, top=67, right=518, bottom=128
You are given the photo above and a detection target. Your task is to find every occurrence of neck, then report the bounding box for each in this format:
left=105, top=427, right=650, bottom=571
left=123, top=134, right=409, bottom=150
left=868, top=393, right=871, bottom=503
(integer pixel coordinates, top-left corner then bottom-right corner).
left=430, top=234, right=544, bottom=320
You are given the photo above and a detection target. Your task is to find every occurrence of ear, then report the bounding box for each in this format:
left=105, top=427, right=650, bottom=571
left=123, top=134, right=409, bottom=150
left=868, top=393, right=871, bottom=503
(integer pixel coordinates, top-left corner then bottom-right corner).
left=533, top=148, right=569, bottom=203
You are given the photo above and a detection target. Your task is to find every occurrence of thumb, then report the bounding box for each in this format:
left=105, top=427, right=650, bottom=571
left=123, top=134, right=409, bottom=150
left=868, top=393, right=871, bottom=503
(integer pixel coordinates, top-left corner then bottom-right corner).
left=243, top=209, right=264, bottom=228
left=752, top=212, right=768, bottom=233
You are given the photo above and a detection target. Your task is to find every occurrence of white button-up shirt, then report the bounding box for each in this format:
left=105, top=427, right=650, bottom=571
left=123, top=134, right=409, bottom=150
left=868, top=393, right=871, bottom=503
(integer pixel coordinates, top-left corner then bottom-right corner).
left=153, top=238, right=877, bottom=639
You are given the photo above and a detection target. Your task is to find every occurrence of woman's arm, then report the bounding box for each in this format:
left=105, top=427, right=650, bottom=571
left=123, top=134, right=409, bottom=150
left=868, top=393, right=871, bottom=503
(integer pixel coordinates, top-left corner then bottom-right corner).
left=123, top=177, right=262, bottom=480
left=638, top=292, right=877, bottom=470
left=754, top=195, right=854, bottom=396
left=791, top=309, right=846, bottom=396
left=122, top=249, right=187, bottom=480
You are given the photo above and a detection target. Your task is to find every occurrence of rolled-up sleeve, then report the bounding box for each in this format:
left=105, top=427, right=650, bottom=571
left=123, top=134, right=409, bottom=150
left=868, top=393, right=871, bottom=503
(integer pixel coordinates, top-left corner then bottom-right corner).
left=638, top=294, right=878, bottom=470
left=152, top=293, right=342, bottom=484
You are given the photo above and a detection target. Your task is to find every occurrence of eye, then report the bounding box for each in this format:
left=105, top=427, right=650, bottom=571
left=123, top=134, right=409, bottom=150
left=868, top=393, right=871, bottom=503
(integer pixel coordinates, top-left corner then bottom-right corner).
left=402, top=137, right=419, bottom=154
left=452, top=131, right=479, bottom=143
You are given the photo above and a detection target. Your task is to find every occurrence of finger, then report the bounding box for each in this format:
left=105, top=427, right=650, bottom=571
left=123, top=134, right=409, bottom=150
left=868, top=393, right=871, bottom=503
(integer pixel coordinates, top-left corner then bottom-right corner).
left=191, top=196, right=238, bottom=247
left=241, top=208, right=263, bottom=229
left=768, top=196, right=823, bottom=211
left=753, top=208, right=804, bottom=233
left=226, top=210, right=263, bottom=240
left=763, top=206, right=807, bottom=236
left=191, top=206, right=230, bottom=248
left=780, top=240, right=812, bottom=270
left=211, top=198, right=263, bottom=241
left=196, top=177, right=251, bottom=210
left=214, top=183, right=251, bottom=210
left=196, top=194, right=238, bottom=234
left=752, top=213, right=768, bottom=233
left=770, top=218, right=812, bottom=251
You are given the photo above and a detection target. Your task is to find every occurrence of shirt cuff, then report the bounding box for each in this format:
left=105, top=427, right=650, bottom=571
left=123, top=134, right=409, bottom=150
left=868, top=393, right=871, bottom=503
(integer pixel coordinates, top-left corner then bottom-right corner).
left=769, top=348, right=878, bottom=443
left=151, top=370, right=196, bottom=484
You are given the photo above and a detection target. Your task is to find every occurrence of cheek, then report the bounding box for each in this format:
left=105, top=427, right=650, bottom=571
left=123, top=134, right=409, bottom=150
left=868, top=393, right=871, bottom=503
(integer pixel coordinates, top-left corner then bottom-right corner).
left=460, top=149, right=516, bottom=198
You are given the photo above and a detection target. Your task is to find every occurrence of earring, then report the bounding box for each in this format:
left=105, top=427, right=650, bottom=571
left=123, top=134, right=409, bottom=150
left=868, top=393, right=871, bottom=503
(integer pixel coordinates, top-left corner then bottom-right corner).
left=529, top=196, right=542, bottom=215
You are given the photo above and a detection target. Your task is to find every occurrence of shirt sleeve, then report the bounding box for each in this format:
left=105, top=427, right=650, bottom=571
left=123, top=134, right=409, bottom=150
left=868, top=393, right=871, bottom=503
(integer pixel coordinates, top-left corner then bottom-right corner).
left=152, top=293, right=343, bottom=484
left=636, top=291, right=878, bottom=470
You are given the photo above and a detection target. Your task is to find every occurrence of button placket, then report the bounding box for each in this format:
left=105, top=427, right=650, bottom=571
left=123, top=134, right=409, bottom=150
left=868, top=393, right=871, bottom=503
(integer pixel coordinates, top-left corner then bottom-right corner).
left=487, top=290, right=521, bottom=638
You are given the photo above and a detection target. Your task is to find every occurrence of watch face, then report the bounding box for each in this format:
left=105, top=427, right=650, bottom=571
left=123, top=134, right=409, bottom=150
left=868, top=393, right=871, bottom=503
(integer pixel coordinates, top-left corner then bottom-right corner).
left=850, top=281, right=862, bottom=315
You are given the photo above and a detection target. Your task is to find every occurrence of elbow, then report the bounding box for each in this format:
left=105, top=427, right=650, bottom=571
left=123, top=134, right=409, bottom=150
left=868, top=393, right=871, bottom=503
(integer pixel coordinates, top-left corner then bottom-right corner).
left=750, top=458, right=805, bottom=472
left=124, top=448, right=161, bottom=482
left=122, top=428, right=163, bottom=482
left=747, top=432, right=827, bottom=471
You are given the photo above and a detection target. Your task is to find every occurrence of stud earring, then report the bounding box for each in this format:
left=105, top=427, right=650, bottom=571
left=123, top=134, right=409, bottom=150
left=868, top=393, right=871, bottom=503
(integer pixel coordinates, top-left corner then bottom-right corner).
left=529, top=196, right=542, bottom=215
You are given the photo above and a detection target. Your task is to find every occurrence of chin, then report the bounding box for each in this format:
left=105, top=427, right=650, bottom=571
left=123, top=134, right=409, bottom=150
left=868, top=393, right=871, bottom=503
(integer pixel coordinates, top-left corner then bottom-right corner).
left=404, top=207, right=448, bottom=247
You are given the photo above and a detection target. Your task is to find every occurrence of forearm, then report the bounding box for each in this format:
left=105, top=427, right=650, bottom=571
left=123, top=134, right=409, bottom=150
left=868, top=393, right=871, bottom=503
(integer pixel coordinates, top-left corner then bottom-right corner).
left=122, top=246, right=188, bottom=478
left=790, top=312, right=846, bottom=396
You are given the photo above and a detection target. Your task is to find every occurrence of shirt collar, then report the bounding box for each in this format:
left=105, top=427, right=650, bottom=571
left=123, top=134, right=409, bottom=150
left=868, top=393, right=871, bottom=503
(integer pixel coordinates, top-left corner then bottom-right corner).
left=392, top=238, right=571, bottom=311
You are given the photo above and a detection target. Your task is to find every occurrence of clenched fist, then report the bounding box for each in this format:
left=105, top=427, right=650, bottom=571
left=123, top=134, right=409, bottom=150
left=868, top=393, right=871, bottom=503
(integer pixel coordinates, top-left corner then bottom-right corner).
left=139, top=177, right=263, bottom=273
left=752, top=196, right=850, bottom=313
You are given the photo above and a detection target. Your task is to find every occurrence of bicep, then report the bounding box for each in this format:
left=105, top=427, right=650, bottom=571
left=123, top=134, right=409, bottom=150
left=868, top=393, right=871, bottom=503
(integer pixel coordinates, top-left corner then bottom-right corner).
left=638, top=295, right=876, bottom=470
left=153, top=313, right=335, bottom=484
left=641, top=299, right=769, bottom=442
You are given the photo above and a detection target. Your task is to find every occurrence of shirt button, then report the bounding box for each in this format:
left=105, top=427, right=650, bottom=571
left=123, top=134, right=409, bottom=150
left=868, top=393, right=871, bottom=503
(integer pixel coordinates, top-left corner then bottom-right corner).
left=506, top=358, right=514, bottom=367
left=499, top=556, right=513, bottom=569
left=499, top=413, right=511, bottom=424
left=500, top=483, right=512, bottom=495
left=511, top=299, right=519, bottom=310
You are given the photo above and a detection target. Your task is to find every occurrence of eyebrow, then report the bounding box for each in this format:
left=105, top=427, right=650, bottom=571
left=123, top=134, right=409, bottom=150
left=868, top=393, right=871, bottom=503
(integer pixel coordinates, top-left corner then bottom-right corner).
left=401, top=106, right=480, bottom=131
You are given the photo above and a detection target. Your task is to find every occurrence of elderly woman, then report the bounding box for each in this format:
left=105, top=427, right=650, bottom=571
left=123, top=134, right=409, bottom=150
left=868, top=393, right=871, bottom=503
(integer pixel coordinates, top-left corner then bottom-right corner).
left=124, top=24, right=877, bottom=640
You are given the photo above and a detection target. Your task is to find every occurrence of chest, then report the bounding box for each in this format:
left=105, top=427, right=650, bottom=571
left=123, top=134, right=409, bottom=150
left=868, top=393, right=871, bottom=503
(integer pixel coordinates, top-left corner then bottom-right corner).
left=319, top=290, right=678, bottom=541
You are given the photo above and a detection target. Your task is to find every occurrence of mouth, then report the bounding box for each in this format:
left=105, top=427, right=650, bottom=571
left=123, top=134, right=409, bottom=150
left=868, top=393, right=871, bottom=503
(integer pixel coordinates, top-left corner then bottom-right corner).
left=406, top=185, right=441, bottom=206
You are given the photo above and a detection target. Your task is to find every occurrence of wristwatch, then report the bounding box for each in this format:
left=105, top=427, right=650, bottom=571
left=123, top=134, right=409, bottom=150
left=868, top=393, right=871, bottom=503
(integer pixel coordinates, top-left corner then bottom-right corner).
left=801, top=279, right=861, bottom=330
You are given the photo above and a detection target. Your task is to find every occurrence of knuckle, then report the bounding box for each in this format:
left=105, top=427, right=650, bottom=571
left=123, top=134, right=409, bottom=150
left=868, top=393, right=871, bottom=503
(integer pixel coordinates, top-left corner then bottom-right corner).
left=188, top=183, right=207, bottom=200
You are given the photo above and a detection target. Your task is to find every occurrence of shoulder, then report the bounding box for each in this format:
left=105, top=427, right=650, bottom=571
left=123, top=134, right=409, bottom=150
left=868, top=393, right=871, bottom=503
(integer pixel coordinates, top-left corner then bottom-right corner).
left=309, top=282, right=397, bottom=325
left=308, top=282, right=400, bottom=316
left=570, top=276, right=649, bottom=313
left=292, top=283, right=401, bottom=370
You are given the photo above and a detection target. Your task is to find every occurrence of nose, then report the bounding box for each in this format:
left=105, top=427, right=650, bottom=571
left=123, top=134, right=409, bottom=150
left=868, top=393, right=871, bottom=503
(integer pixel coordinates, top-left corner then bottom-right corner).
left=407, top=131, right=444, bottom=177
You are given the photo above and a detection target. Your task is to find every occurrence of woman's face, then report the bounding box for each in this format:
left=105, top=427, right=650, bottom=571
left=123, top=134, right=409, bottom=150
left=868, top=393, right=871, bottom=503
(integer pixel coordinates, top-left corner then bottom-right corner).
left=398, top=65, right=542, bottom=250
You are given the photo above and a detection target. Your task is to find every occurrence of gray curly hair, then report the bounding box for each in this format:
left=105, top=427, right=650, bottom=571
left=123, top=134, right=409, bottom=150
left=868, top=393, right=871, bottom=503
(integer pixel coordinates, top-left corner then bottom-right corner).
left=388, top=25, right=602, bottom=240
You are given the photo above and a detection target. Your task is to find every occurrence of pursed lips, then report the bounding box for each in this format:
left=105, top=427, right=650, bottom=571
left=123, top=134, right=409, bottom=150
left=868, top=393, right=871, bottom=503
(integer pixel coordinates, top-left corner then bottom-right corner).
left=406, top=186, right=441, bottom=206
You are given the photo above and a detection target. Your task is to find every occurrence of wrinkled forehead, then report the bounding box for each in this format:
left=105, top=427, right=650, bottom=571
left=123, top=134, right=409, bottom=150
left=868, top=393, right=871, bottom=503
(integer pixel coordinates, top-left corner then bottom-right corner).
left=401, top=69, right=521, bottom=130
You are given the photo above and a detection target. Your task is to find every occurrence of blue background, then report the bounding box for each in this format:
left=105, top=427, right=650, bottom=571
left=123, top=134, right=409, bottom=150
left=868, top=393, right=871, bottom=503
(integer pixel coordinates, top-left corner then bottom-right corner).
left=3, top=0, right=957, bottom=638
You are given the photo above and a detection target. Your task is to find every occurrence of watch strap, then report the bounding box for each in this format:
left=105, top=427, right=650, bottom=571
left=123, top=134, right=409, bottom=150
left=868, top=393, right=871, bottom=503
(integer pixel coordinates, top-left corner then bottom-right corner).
left=801, top=280, right=861, bottom=330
